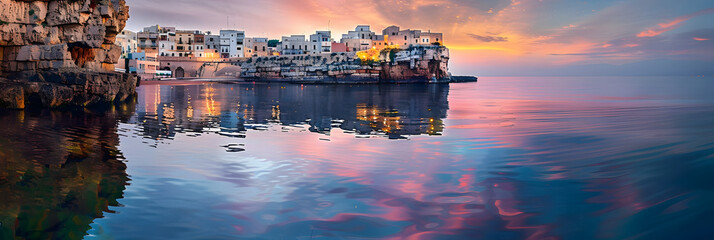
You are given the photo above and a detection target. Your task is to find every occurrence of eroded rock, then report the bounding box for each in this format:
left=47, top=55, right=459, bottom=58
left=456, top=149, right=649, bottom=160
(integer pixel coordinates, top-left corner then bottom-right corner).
left=0, top=0, right=135, bottom=109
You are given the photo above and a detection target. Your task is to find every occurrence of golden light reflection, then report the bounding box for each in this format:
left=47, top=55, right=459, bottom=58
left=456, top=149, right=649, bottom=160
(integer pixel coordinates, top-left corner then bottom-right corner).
left=202, top=86, right=220, bottom=116
left=271, top=105, right=281, bottom=122
left=356, top=104, right=402, bottom=134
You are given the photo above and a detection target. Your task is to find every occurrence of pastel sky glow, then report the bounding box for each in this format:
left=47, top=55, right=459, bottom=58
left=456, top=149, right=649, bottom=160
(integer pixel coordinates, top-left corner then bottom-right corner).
left=126, top=0, right=714, bottom=76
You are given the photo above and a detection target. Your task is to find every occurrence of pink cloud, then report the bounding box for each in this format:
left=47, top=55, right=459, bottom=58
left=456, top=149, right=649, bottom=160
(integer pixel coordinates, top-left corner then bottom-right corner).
left=693, top=37, right=710, bottom=41
left=637, top=8, right=714, bottom=38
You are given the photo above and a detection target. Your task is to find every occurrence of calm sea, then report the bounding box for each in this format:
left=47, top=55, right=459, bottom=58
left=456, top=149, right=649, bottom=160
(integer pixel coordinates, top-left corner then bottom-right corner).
left=1, top=77, right=713, bottom=239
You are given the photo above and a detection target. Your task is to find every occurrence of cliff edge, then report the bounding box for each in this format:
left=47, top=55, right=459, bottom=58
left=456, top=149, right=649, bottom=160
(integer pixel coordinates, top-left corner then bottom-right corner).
left=0, top=0, right=136, bottom=109
left=200, top=45, right=477, bottom=84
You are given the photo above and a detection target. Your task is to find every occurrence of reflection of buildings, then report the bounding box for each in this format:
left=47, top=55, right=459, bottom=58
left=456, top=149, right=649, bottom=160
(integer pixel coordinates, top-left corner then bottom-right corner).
left=131, top=83, right=450, bottom=141
left=0, top=103, right=135, bottom=238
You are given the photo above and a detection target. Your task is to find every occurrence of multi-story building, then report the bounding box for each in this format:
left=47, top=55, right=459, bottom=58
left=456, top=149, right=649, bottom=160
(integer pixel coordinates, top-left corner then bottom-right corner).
left=126, top=51, right=160, bottom=79
left=138, top=25, right=176, bottom=53
left=382, top=26, right=443, bottom=48
left=174, top=31, right=196, bottom=57
left=137, top=31, right=159, bottom=52
left=244, top=37, right=269, bottom=57
left=158, top=31, right=176, bottom=57
left=309, top=31, right=332, bottom=54
left=280, top=35, right=309, bottom=55
left=419, top=31, right=443, bottom=45
left=116, top=30, right=137, bottom=59
left=341, top=25, right=377, bottom=52
left=219, top=30, right=245, bottom=58
left=371, top=35, right=388, bottom=50
left=205, top=34, right=220, bottom=50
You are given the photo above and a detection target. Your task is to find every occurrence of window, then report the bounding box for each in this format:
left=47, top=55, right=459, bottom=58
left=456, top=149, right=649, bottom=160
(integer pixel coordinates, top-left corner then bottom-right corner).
left=404, top=36, right=407, bottom=40
left=262, top=46, right=265, bottom=51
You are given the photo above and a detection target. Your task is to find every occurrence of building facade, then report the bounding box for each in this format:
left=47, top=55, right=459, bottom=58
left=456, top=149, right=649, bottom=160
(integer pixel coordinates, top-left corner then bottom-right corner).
left=381, top=26, right=443, bottom=49
left=280, top=35, right=309, bottom=55
left=205, top=34, right=220, bottom=50
left=244, top=37, right=269, bottom=57
left=116, top=30, right=137, bottom=59
left=309, top=31, right=332, bottom=55
left=340, top=25, right=377, bottom=52
left=219, top=30, right=245, bottom=58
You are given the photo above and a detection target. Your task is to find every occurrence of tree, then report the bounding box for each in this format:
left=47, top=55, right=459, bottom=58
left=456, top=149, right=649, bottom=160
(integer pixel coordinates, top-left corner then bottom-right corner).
left=268, top=40, right=280, bottom=48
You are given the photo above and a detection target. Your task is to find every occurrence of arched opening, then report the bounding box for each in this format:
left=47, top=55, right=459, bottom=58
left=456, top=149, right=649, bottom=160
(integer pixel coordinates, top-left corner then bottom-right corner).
left=174, top=67, right=185, bottom=78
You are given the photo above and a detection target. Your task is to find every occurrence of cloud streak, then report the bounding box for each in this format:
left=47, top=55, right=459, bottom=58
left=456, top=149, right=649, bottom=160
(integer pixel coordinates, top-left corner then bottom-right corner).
left=468, top=34, right=509, bottom=42
left=637, top=8, right=714, bottom=37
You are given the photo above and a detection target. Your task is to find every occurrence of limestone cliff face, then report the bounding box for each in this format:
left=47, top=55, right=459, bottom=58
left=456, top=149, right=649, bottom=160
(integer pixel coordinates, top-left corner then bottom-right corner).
left=0, top=0, right=136, bottom=109
left=200, top=45, right=454, bottom=83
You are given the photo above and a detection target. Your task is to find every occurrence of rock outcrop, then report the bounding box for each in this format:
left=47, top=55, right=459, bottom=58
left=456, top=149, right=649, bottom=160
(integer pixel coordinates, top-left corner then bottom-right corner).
left=200, top=45, right=475, bottom=84
left=0, top=0, right=136, bottom=109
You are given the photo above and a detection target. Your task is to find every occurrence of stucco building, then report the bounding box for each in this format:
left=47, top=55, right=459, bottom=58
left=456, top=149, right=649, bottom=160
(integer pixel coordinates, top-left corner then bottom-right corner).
left=220, top=30, right=245, bottom=58
left=280, top=35, right=309, bottom=55
left=116, top=30, right=137, bottom=59
left=244, top=38, right=269, bottom=57
left=309, top=31, right=332, bottom=55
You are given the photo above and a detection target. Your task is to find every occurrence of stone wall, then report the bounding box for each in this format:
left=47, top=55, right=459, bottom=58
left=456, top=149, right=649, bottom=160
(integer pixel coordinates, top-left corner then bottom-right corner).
left=0, top=0, right=136, bottom=109
left=199, top=45, right=456, bottom=83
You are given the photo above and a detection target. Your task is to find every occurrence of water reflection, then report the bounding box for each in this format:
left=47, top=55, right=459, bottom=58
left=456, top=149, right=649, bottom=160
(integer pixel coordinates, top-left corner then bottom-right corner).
left=0, top=103, right=135, bottom=239
left=2, top=77, right=714, bottom=239
left=131, top=83, right=449, bottom=144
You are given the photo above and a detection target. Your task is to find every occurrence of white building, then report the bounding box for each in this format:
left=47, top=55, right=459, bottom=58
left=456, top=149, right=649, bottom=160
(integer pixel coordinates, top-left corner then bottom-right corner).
left=309, top=31, right=332, bottom=54
left=382, top=26, right=443, bottom=49
left=116, top=30, right=137, bottom=59
left=158, top=31, right=176, bottom=57
left=340, top=25, right=376, bottom=52
left=219, top=30, right=245, bottom=58
left=280, top=35, right=309, bottom=55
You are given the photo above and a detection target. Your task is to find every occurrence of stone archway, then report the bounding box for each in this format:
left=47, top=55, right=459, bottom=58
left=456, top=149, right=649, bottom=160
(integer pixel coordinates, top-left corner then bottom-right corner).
left=174, top=67, right=185, bottom=78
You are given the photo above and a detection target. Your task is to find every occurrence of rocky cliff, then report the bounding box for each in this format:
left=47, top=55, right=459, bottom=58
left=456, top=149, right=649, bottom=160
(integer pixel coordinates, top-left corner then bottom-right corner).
left=200, top=45, right=474, bottom=84
left=0, top=0, right=136, bottom=109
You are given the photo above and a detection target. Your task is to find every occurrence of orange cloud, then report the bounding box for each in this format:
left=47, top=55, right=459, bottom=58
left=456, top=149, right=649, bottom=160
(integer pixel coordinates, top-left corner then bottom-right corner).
left=637, top=8, right=714, bottom=38
left=693, top=37, right=710, bottom=41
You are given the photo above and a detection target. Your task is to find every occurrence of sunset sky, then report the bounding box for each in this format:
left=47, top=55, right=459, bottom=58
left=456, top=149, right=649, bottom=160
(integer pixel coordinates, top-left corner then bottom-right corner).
left=125, top=0, right=714, bottom=76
